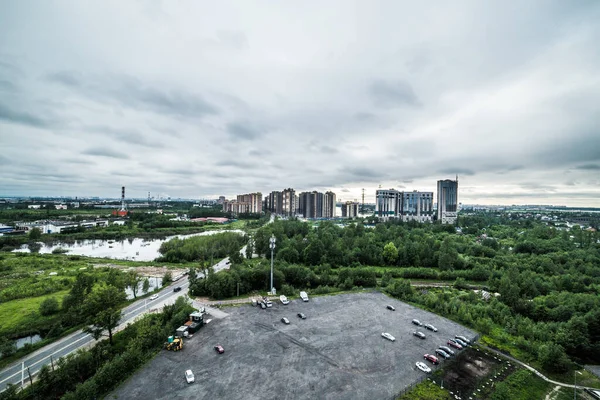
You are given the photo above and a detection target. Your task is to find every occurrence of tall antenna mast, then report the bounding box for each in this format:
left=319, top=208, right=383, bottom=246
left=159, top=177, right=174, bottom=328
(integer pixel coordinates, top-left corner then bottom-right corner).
left=361, top=188, right=365, bottom=213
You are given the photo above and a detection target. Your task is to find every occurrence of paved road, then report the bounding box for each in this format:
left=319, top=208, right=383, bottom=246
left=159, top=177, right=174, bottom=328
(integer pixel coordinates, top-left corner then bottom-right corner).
left=0, top=257, right=232, bottom=392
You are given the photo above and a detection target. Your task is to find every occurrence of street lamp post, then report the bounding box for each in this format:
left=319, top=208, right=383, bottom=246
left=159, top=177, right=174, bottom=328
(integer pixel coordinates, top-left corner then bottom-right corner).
left=269, top=235, right=276, bottom=294
left=574, top=370, right=582, bottom=400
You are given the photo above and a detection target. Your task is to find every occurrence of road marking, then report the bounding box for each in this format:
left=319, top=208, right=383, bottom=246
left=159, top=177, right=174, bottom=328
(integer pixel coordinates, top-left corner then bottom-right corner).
left=0, top=332, right=93, bottom=386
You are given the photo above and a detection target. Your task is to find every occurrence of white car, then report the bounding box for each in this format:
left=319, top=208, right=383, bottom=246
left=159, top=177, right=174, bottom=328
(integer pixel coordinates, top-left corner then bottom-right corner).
left=266, top=300, right=273, bottom=308
left=416, top=361, right=431, bottom=373
left=150, top=294, right=159, bottom=300
left=300, top=291, right=309, bottom=302
left=381, top=332, right=395, bottom=342
left=280, top=295, right=289, bottom=305
left=185, top=369, right=195, bottom=383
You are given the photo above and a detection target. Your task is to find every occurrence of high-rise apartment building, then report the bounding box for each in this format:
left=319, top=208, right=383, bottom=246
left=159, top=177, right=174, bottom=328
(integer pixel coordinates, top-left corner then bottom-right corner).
left=401, top=191, right=434, bottom=222
left=437, top=178, right=458, bottom=224
left=376, top=189, right=433, bottom=222
left=282, top=188, right=296, bottom=217
left=341, top=201, right=359, bottom=218
left=324, top=191, right=336, bottom=218
left=298, top=190, right=337, bottom=219
left=223, top=192, right=263, bottom=215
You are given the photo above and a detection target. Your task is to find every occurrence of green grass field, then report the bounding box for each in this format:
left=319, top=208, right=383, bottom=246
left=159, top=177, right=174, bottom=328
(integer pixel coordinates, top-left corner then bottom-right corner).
left=0, top=290, right=69, bottom=337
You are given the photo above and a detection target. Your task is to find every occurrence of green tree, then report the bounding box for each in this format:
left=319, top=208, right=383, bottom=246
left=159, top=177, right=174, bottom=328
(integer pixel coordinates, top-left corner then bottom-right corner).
left=537, top=343, right=570, bottom=373
left=39, top=297, right=60, bottom=316
left=142, top=278, right=150, bottom=294
left=438, top=236, right=459, bottom=270
left=163, top=270, right=173, bottom=286
left=0, top=337, right=16, bottom=357
left=127, top=271, right=143, bottom=299
left=82, top=284, right=126, bottom=345
left=29, top=227, right=42, bottom=240
left=382, top=242, right=398, bottom=265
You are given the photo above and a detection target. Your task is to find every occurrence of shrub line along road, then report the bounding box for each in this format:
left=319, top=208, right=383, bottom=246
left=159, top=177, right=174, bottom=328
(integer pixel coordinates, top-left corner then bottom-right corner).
left=0, top=257, right=232, bottom=393
left=479, top=344, right=597, bottom=391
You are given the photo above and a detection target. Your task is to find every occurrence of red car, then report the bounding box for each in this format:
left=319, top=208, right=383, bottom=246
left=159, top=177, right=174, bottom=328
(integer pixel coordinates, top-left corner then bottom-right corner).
left=448, top=340, right=463, bottom=349
left=214, top=345, right=225, bottom=354
left=424, top=354, right=439, bottom=365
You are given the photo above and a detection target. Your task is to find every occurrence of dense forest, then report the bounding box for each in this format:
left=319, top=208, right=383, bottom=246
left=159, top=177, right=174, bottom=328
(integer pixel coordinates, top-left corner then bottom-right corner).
left=191, top=215, right=600, bottom=373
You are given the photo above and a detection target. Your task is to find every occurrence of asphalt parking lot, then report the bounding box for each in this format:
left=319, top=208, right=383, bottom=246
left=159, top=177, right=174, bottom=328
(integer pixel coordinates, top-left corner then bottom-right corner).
left=111, top=291, right=476, bottom=400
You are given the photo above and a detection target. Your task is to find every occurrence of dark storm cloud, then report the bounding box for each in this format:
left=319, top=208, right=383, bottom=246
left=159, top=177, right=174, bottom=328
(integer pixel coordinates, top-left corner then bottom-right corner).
left=226, top=122, right=265, bottom=140
left=0, top=103, right=51, bottom=128
left=574, top=164, right=600, bottom=170
left=83, top=147, right=129, bottom=159
left=369, top=80, right=420, bottom=108
left=47, top=71, right=219, bottom=119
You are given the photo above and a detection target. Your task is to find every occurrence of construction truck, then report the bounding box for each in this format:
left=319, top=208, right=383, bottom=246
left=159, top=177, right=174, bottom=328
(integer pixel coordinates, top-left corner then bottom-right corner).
left=164, top=336, right=183, bottom=351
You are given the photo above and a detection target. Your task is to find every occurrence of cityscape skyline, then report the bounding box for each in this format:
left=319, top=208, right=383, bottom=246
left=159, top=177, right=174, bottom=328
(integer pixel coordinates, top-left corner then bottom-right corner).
left=1, top=2, right=600, bottom=207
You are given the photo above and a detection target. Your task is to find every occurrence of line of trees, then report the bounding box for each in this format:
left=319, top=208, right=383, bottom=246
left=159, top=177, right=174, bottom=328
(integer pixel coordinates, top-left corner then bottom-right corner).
left=2, top=297, right=194, bottom=400
left=157, top=232, right=246, bottom=263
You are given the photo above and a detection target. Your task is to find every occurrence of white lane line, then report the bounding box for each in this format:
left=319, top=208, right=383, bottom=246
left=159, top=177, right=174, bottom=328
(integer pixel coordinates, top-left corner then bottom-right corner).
left=0, top=332, right=93, bottom=385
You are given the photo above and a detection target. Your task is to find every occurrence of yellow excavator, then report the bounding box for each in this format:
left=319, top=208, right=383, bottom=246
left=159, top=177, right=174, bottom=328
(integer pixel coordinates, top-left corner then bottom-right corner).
left=164, top=336, right=183, bottom=351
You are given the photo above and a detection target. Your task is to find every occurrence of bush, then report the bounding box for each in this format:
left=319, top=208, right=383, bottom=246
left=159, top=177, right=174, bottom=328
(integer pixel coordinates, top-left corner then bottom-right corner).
left=39, top=297, right=60, bottom=316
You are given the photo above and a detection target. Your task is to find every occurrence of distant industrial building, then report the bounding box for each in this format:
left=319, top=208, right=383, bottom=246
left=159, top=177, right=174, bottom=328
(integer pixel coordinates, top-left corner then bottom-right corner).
left=375, top=189, right=434, bottom=222
left=223, top=192, right=263, bottom=215
left=341, top=201, right=360, bottom=218
left=437, top=178, right=458, bottom=224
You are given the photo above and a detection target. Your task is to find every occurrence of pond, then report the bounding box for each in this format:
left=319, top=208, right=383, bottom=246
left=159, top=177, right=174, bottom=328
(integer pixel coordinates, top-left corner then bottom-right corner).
left=13, top=229, right=244, bottom=261
left=15, top=334, right=42, bottom=350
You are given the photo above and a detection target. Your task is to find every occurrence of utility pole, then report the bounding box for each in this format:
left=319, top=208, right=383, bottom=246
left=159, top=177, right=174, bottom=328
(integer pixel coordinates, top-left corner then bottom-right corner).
left=21, top=362, right=24, bottom=388
left=269, top=235, right=276, bottom=294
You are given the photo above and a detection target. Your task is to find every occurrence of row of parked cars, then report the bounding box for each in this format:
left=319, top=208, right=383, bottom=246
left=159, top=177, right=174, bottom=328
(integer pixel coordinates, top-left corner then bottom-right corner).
left=416, top=335, right=472, bottom=373
left=382, top=304, right=472, bottom=374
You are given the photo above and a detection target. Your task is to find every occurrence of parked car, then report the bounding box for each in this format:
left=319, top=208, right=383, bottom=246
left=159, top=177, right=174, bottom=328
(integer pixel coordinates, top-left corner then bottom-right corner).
left=150, top=294, right=159, bottom=300
left=281, top=317, right=290, bottom=325
left=173, top=286, right=182, bottom=292
left=435, top=349, right=451, bottom=359
left=381, top=332, right=396, bottom=342
left=260, top=302, right=266, bottom=309
left=455, top=335, right=471, bottom=345
left=424, top=354, right=439, bottom=365
left=413, top=331, right=426, bottom=339
left=280, top=295, right=290, bottom=305
left=412, top=319, right=423, bottom=326
left=214, top=345, right=225, bottom=354
left=424, top=324, right=438, bottom=332
left=297, top=313, right=306, bottom=319
left=448, top=340, right=463, bottom=349
left=386, top=305, right=395, bottom=311
left=185, top=369, right=195, bottom=383
left=416, top=361, right=431, bottom=373
left=266, top=300, right=273, bottom=308
left=439, top=345, right=455, bottom=356
left=454, top=338, right=468, bottom=347
left=300, top=291, right=309, bottom=302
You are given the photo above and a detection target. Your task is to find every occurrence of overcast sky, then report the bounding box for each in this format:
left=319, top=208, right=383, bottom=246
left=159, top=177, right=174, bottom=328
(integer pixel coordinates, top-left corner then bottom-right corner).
left=1, top=1, right=599, bottom=206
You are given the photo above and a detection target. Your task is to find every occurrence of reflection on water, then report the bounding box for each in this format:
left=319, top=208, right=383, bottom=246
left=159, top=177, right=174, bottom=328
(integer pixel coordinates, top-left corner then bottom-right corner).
left=13, top=229, right=244, bottom=261
left=15, top=334, right=42, bottom=349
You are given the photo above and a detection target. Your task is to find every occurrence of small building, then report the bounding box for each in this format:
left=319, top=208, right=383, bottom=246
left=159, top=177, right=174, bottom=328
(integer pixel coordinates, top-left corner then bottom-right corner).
left=28, top=205, right=41, bottom=209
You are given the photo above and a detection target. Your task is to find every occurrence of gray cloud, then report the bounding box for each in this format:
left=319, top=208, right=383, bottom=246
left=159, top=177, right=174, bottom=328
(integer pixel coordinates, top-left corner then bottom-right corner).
left=47, top=71, right=219, bottom=119
left=575, top=164, right=600, bottom=170
left=438, top=168, right=476, bottom=176
left=0, top=103, right=51, bottom=128
left=369, top=80, right=420, bottom=107
left=83, top=147, right=129, bottom=159
left=1, top=2, right=599, bottom=206
left=226, top=122, right=264, bottom=140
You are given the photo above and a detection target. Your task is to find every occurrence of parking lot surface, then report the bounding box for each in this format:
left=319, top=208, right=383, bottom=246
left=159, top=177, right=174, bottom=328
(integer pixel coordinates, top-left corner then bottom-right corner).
left=111, top=291, right=476, bottom=400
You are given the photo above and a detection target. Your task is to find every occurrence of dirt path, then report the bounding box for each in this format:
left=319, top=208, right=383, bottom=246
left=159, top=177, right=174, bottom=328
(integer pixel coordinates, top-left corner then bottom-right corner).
left=480, top=344, right=596, bottom=391
left=545, top=385, right=560, bottom=400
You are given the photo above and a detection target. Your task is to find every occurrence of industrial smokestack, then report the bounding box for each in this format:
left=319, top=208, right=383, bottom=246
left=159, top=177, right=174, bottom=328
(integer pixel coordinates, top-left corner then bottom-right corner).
left=121, top=186, right=126, bottom=211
